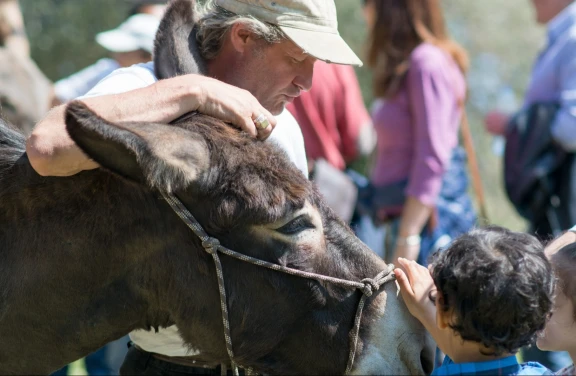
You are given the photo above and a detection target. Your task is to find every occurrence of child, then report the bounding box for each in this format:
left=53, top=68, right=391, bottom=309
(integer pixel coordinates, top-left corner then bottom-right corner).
left=538, top=238, right=576, bottom=375
left=395, top=226, right=555, bottom=375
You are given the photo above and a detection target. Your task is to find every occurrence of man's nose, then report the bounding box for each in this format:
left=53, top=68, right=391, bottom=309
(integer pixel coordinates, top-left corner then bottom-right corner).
left=294, top=58, right=316, bottom=92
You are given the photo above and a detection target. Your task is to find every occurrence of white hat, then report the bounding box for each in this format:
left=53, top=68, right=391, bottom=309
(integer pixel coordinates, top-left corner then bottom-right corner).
left=215, top=0, right=362, bottom=66
left=96, top=13, right=160, bottom=54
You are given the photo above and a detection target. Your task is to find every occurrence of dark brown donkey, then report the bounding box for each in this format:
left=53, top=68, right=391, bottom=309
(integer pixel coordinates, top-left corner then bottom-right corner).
left=0, top=1, right=432, bottom=375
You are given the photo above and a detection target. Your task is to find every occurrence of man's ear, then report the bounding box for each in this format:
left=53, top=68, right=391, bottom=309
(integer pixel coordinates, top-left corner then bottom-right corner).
left=65, top=101, right=147, bottom=183
left=229, top=22, right=254, bottom=53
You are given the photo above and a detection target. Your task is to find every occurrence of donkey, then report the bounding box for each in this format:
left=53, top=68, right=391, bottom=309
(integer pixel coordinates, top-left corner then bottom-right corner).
left=0, top=1, right=433, bottom=375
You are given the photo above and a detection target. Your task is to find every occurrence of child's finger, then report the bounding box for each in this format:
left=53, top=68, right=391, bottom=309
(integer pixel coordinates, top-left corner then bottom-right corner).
left=394, top=268, right=414, bottom=296
left=398, top=257, right=419, bottom=281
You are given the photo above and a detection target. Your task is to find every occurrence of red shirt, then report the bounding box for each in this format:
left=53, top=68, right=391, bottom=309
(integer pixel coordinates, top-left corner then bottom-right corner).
left=287, top=61, right=370, bottom=170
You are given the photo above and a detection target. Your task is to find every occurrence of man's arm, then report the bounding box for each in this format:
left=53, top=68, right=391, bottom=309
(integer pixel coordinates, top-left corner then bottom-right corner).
left=27, top=73, right=276, bottom=176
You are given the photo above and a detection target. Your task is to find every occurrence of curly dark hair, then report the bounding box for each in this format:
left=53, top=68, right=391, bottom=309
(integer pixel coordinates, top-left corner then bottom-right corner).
left=551, top=242, right=576, bottom=320
left=430, top=226, right=554, bottom=356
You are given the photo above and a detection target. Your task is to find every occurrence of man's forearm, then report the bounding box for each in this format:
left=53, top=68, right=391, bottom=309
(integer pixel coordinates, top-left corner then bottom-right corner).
left=26, top=75, right=202, bottom=176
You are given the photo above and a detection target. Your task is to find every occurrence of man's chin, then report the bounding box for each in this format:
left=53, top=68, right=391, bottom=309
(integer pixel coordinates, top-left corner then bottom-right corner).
left=267, top=102, right=286, bottom=116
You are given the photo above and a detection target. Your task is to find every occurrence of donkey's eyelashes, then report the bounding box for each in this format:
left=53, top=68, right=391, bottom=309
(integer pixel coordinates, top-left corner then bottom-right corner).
left=276, top=215, right=315, bottom=235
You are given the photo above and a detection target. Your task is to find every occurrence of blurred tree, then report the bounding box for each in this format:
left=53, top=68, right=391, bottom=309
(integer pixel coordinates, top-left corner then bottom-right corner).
left=20, top=0, right=131, bottom=80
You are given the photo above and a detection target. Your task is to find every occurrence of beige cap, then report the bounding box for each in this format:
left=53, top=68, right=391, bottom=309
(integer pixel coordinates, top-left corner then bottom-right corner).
left=214, top=0, right=363, bottom=66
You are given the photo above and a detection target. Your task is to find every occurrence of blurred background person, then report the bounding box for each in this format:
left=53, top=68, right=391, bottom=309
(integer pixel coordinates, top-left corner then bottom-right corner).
left=0, top=0, right=53, bottom=134
left=484, top=0, right=576, bottom=371
left=286, top=60, right=375, bottom=223
left=0, top=0, right=29, bottom=56
left=129, top=0, right=166, bottom=18
left=361, top=0, right=476, bottom=265
left=53, top=1, right=164, bottom=104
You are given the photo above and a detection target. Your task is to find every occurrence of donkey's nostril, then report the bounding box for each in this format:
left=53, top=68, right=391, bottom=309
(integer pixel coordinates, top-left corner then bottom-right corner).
left=420, top=346, right=435, bottom=375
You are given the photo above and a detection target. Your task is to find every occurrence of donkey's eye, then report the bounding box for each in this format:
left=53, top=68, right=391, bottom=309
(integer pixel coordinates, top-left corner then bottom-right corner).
left=276, top=215, right=314, bottom=235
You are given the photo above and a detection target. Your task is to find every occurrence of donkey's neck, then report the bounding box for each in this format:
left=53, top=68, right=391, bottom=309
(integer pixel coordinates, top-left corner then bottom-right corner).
left=0, top=157, right=201, bottom=373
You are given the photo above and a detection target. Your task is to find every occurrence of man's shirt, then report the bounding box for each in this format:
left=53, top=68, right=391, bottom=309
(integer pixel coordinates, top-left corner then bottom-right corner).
left=55, top=58, right=120, bottom=103
left=432, top=355, right=552, bottom=376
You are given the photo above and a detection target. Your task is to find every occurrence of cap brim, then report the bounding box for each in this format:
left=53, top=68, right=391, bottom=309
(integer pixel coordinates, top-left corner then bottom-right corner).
left=96, top=30, right=150, bottom=53
left=280, top=26, right=363, bottom=67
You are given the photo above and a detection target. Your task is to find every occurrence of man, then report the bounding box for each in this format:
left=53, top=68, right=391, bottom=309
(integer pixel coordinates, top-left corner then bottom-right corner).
left=484, top=0, right=576, bottom=370
left=26, top=0, right=362, bottom=374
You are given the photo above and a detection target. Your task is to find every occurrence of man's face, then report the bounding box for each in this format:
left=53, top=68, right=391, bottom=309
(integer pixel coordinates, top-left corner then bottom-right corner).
left=233, top=37, right=316, bottom=115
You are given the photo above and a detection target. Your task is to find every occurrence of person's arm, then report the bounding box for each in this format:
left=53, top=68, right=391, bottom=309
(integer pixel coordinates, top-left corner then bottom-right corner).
left=27, top=73, right=276, bottom=177
left=550, top=40, right=576, bottom=151
left=392, top=51, right=456, bottom=263
left=394, top=258, right=452, bottom=354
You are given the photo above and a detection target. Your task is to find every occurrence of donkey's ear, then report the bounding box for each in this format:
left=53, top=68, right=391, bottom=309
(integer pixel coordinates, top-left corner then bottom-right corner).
left=65, top=101, right=210, bottom=192
left=65, top=101, right=146, bottom=183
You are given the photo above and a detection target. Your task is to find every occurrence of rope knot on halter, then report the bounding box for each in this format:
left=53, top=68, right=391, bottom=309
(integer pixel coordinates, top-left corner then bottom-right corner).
left=360, top=278, right=381, bottom=297
left=202, top=237, right=220, bottom=254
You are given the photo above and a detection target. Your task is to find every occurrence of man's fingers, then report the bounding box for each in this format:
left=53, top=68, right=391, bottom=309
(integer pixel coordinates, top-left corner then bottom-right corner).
left=239, top=117, right=258, bottom=138
left=252, top=109, right=276, bottom=140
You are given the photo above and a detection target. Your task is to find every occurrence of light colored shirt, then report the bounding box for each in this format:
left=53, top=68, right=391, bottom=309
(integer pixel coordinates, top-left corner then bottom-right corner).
left=524, top=1, right=576, bottom=151
left=79, top=62, right=308, bottom=357
left=55, top=58, right=120, bottom=102
left=370, top=43, right=465, bottom=207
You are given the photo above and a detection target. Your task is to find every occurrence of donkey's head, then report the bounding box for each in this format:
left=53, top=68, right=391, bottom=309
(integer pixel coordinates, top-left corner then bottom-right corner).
left=65, top=102, right=433, bottom=375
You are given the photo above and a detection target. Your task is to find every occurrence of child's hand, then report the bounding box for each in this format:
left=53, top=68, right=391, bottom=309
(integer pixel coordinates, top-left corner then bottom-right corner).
left=394, top=258, right=437, bottom=327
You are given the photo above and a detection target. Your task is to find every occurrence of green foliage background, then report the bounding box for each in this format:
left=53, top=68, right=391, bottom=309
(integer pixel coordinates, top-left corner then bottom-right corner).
left=20, top=0, right=547, bottom=231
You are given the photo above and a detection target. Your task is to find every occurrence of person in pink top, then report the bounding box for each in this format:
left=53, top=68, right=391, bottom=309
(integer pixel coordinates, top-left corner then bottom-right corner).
left=286, top=61, right=374, bottom=173
left=361, top=0, right=476, bottom=266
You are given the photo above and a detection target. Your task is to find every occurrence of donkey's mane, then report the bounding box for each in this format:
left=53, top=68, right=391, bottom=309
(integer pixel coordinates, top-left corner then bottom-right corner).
left=0, top=117, right=25, bottom=161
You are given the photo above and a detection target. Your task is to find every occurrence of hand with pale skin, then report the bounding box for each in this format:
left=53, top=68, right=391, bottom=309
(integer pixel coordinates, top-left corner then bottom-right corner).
left=394, top=258, right=437, bottom=327
left=197, top=76, right=277, bottom=139
left=394, top=258, right=452, bottom=355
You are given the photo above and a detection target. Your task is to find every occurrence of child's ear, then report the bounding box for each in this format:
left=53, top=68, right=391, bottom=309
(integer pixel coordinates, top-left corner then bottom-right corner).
left=436, top=292, right=451, bottom=329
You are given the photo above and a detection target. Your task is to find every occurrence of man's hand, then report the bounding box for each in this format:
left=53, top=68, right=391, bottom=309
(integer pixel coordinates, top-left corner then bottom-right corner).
left=196, top=76, right=277, bottom=140
left=394, top=258, right=437, bottom=327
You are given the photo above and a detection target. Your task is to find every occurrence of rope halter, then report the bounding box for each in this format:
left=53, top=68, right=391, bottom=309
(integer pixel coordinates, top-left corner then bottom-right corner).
left=161, top=192, right=396, bottom=376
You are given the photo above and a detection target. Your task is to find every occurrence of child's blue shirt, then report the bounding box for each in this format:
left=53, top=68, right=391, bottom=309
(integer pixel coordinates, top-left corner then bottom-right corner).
left=432, top=355, right=553, bottom=376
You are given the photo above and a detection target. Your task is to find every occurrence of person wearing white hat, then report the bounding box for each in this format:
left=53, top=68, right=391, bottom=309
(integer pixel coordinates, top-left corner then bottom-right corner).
left=28, top=0, right=361, bottom=371
left=54, top=13, right=161, bottom=103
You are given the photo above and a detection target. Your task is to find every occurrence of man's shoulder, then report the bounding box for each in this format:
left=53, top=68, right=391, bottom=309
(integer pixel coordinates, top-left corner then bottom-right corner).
left=111, top=62, right=157, bottom=84
left=80, top=61, right=157, bottom=99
